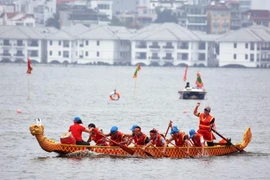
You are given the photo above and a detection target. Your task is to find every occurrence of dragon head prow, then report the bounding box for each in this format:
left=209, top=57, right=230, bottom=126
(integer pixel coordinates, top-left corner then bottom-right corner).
left=30, top=124, right=44, bottom=136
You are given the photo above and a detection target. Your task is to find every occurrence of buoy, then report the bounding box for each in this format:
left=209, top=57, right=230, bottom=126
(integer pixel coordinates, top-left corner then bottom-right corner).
left=17, top=109, right=22, bottom=113
left=110, top=91, right=120, bottom=101
left=183, top=110, right=187, bottom=113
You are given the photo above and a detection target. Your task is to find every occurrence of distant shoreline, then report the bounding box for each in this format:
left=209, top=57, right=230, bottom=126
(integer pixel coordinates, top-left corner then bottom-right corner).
left=0, top=62, right=268, bottom=69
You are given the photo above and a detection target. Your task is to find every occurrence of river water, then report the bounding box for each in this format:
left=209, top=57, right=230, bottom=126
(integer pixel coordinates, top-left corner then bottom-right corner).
left=0, top=64, right=269, bottom=180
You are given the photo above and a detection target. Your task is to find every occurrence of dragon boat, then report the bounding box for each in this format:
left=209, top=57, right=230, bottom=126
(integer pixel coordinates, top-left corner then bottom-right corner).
left=30, top=121, right=252, bottom=158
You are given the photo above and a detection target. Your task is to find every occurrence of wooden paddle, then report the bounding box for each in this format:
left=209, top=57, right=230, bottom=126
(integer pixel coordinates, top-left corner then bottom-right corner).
left=104, top=137, right=135, bottom=155
left=169, top=142, right=194, bottom=158
left=151, top=145, right=169, bottom=157
left=188, top=139, right=203, bottom=157
left=164, top=120, right=172, bottom=138
left=211, top=129, right=245, bottom=153
left=132, top=142, right=154, bottom=157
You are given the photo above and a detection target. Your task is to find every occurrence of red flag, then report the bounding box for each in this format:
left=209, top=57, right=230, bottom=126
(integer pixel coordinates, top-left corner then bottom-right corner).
left=183, top=65, right=188, bottom=82
left=27, top=57, right=33, bottom=74
left=195, top=71, right=203, bottom=88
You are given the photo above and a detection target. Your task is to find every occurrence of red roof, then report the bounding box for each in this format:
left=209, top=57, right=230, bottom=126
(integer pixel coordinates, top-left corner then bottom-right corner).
left=242, top=10, right=270, bottom=20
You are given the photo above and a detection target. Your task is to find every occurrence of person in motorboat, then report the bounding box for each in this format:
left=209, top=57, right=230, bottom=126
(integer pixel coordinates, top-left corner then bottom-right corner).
left=87, top=123, right=108, bottom=146
left=193, top=103, right=216, bottom=146
left=185, top=82, right=191, bottom=89
left=69, top=116, right=91, bottom=145
left=142, top=128, right=167, bottom=155
left=166, top=126, right=190, bottom=155
left=188, top=129, right=205, bottom=156
left=106, top=126, right=127, bottom=146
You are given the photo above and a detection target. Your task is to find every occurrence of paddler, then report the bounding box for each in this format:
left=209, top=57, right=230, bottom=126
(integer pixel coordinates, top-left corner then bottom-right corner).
left=69, top=116, right=91, bottom=145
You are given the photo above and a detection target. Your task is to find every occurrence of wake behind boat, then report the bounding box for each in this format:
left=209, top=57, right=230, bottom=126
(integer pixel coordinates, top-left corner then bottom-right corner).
left=30, top=121, right=252, bottom=158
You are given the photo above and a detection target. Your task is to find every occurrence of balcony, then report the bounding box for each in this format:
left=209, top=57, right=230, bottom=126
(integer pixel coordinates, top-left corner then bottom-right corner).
left=178, top=46, right=189, bottom=49
left=3, top=43, right=12, bottom=47
left=29, top=54, right=38, bottom=57
left=149, top=56, right=160, bottom=60
left=136, top=45, right=147, bottom=49
left=136, top=56, right=146, bottom=59
left=28, top=43, right=39, bottom=47
left=14, top=53, right=25, bottom=57
left=163, top=45, right=174, bottom=49
left=162, top=57, right=174, bottom=60
left=1, top=53, right=11, bottom=57
left=149, top=45, right=160, bottom=49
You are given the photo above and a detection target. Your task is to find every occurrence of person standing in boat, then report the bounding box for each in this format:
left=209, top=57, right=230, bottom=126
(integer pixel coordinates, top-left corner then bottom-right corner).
left=87, top=123, right=108, bottom=146
left=69, top=116, right=91, bottom=145
left=106, top=126, right=127, bottom=146
left=166, top=126, right=190, bottom=155
left=142, top=129, right=167, bottom=154
left=185, top=82, right=190, bottom=89
left=189, top=129, right=205, bottom=156
left=193, top=103, right=216, bottom=146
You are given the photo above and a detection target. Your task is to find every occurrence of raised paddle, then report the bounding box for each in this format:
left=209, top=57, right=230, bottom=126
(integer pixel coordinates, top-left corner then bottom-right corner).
left=169, top=142, right=194, bottom=158
left=104, top=137, right=135, bottom=155
left=164, top=120, right=172, bottom=138
left=211, top=129, right=245, bottom=153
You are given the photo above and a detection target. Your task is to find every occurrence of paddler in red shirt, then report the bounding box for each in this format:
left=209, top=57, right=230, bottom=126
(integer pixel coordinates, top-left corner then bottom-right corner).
left=87, top=123, right=108, bottom=146
left=69, top=116, right=91, bottom=145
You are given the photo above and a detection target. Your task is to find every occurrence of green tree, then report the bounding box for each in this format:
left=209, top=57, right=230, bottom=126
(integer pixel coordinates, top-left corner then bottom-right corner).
left=46, top=13, right=60, bottom=29
left=155, top=9, right=178, bottom=23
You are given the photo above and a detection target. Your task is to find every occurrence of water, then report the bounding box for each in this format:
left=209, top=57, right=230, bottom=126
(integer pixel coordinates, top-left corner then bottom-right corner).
left=0, top=64, right=270, bottom=180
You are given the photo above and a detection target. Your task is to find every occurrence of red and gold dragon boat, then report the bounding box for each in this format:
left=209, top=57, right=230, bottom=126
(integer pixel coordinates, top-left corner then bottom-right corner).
left=30, top=121, right=252, bottom=158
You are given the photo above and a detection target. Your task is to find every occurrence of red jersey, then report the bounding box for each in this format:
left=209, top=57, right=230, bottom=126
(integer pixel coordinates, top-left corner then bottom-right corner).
left=91, top=128, right=108, bottom=146
left=69, top=123, right=86, bottom=141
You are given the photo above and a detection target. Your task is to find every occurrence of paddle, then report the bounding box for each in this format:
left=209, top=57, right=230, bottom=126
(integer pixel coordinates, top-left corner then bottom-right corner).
left=151, top=145, right=169, bottom=157
left=164, top=120, right=172, bottom=138
left=132, top=142, right=154, bottom=157
left=169, top=142, right=194, bottom=158
left=211, top=129, right=245, bottom=153
left=104, top=137, right=135, bottom=155
left=188, top=139, right=203, bottom=157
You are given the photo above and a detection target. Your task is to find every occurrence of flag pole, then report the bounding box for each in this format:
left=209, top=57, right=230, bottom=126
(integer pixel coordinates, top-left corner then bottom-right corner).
left=27, top=74, right=30, bottom=100
left=133, top=78, right=137, bottom=99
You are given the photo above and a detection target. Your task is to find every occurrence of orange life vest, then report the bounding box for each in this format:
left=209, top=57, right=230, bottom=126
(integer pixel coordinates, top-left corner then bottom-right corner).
left=192, top=133, right=204, bottom=147
left=110, top=131, right=124, bottom=146
left=151, top=134, right=164, bottom=147
left=198, top=113, right=216, bottom=142
left=133, top=133, right=148, bottom=145
left=172, top=132, right=186, bottom=147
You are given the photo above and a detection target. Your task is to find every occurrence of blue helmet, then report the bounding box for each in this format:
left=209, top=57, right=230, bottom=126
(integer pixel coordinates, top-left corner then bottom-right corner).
left=110, top=126, right=118, bottom=133
left=170, top=126, right=180, bottom=135
left=189, top=129, right=196, bottom=138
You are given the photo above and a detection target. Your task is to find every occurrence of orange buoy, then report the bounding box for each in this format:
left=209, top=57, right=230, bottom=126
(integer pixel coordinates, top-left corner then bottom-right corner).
left=110, top=91, right=120, bottom=101
left=219, top=139, right=227, bottom=144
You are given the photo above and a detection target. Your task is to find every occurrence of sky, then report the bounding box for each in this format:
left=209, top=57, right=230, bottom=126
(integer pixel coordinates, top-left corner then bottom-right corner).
left=112, top=0, right=136, bottom=12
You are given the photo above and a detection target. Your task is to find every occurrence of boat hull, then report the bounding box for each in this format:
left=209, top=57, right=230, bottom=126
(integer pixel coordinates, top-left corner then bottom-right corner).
left=178, top=89, right=207, bottom=99
left=30, top=124, right=252, bottom=158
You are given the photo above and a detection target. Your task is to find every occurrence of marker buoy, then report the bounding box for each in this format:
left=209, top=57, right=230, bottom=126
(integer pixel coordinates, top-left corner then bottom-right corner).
left=110, top=91, right=120, bottom=101
left=183, top=110, right=187, bottom=113
left=17, top=109, right=22, bottom=113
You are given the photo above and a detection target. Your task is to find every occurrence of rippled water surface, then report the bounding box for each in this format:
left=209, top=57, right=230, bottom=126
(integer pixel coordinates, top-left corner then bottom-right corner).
left=0, top=64, right=270, bottom=180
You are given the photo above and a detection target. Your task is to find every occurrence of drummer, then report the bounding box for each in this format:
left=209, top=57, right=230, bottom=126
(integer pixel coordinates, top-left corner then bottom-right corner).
left=69, top=116, right=91, bottom=145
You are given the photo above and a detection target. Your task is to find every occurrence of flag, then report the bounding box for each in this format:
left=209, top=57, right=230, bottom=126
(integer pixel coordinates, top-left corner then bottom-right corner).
left=183, top=65, right=188, bottom=82
left=195, top=71, right=203, bottom=88
left=133, top=64, right=141, bottom=78
left=27, top=57, right=33, bottom=74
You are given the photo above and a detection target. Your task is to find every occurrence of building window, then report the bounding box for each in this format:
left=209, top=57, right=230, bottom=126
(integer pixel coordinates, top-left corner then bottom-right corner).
left=250, top=54, right=254, bottom=62
left=58, top=41, right=61, bottom=46
left=234, top=54, right=237, bottom=59
left=86, top=40, right=89, bottom=46
left=97, top=52, right=99, bottom=57
left=58, top=51, right=61, bottom=56
left=245, top=43, right=248, bottom=49
left=97, top=41, right=100, bottom=46
left=63, top=41, right=69, bottom=48
left=199, top=53, right=205, bottom=60
left=49, top=41, right=52, bottom=45
left=49, top=51, right=52, bottom=56
left=251, top=42, right=254, bottom=50
left=245, top=54, right=248, bottom=60
left=85, top=51, right=88, bottom=57
left=63, top=51, right=69, bottom=58
left=234, top=43, right=237, bottom=48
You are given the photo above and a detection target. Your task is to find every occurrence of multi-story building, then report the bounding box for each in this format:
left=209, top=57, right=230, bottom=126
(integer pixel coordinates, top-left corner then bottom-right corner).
left=241, top=10, right=270, bottom=28
left=226, top=0, right=241, bottom=30
left=15, top=0, right=57, bottom=26
left=183, top=4, right=208, bottom=32
left=217, top=25, right=270, bottom=68
left=238, top=0, right=251, bottom=12
left=207, top=2, right=230, bottom=34
left=130, top=23, right=210, bottom=67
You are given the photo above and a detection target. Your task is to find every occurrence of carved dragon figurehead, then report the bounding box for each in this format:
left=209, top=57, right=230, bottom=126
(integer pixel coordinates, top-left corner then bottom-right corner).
left=30, top=124, right=44, bottom=136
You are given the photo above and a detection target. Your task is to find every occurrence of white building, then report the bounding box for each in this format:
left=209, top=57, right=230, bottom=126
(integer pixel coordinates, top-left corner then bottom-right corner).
left=216, top=25, right=270, bottom=68
left=16, top=0, right=57, bottom=25
left=0, top=12, right=35, bottom=26
left=130, top=23, right=209, bottom=67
